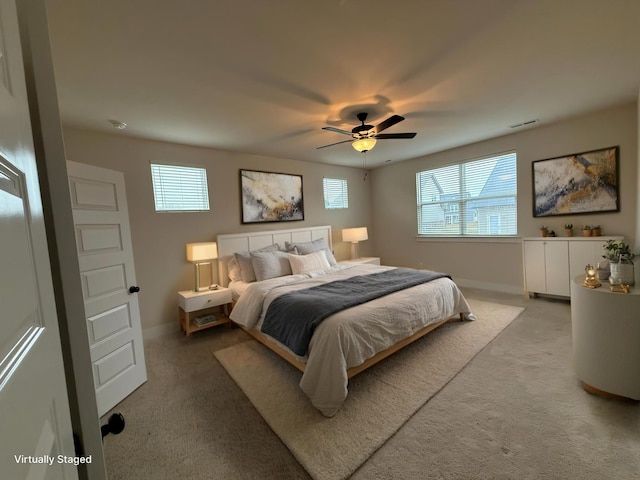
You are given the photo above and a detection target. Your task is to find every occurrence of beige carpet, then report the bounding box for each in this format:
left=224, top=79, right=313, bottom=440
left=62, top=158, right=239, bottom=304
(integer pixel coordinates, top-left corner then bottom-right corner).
left=214, top=299, right=524, bottom=480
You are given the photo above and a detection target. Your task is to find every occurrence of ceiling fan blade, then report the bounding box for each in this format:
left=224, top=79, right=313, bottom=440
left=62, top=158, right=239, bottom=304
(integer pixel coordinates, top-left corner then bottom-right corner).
left=375, top=132, right=417, bottom=139
left=374, top=114, right=405, bottom=133
left=316, top=139, right=353, bottom=149
left=322, top=126, right=353, bottom=136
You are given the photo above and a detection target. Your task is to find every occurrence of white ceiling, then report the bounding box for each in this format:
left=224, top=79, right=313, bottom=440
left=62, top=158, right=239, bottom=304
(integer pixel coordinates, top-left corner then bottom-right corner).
left=46, top=0, right=640, bottom=168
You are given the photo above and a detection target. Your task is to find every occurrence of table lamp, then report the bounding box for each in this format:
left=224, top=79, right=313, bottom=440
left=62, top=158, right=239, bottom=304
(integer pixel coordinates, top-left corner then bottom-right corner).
left=186, top=242, right=218, bottom=292
left=342, top=227, right=368, bottom=260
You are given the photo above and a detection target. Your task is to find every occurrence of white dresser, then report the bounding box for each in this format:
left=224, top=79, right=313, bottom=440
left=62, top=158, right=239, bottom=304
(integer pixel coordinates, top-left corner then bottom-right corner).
left=522, top=236, right=622, bottom=297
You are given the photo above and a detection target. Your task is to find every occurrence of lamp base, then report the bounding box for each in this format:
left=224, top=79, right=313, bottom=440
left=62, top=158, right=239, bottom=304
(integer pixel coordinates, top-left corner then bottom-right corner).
left=193, top=261, right=214, bottom=292
left=350, top=242, right=360, bottom=260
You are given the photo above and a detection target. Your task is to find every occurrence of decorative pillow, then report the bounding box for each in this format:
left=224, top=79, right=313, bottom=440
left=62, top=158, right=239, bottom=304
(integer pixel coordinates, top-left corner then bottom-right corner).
left=227, top=256, right=242, bottom=282
left=251, top=250, right=292, bottom=281
left=234, top=243, right=280, bottom=282
left=285, top=238, right=337, bottom=266
left=288, top=250, right=331, bottom=275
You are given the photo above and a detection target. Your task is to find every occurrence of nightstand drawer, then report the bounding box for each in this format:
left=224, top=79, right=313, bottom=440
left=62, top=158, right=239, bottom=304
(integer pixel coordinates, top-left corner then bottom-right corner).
left=178, top=289, right=232, bottom=312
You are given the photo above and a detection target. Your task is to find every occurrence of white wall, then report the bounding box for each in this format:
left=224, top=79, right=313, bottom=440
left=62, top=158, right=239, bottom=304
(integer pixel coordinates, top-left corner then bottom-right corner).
left=62, top=102, right=638, bottom=330
left=636, top=89, right=640, bottom=285
left=370, top=102, right=638, bottom=293
left=62, top=128, right=374, bottom=333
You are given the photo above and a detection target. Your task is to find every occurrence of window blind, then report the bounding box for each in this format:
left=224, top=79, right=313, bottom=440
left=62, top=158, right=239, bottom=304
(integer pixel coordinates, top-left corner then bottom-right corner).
left=323, top=178, right=348, bottom=209
left=150, top=164, right=210, bottom=212
left=416, top=152, right=517, bottom=236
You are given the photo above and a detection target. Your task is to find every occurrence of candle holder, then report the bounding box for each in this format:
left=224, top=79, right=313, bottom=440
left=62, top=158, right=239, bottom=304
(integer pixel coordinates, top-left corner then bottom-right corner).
left=582, top=264, right=601, bottom=289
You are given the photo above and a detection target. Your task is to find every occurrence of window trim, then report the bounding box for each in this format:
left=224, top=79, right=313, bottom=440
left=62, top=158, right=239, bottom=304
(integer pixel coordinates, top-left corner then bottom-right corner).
left=150, top=162, right=210, bottom=213
left=416, top=151, right=517, bottom=238
left=322, top=177, right=349, bottom=210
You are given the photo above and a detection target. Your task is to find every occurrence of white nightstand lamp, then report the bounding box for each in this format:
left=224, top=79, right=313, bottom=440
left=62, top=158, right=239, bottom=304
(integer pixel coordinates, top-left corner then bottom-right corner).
left=186, top=242, right=218, bottom=292
left=342, top=227, right=368, bottom=260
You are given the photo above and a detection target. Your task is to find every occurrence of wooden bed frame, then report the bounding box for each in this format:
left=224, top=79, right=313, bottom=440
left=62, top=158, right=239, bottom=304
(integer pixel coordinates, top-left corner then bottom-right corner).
left=217, top=225, right=464, bottom=379
left=238, top=314, right=461, bottom=379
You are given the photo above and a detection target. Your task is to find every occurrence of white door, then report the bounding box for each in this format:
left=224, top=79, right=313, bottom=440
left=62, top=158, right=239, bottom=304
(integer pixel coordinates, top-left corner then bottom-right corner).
left=0, top=0, right=77, bottom=478
left=67, top=161, right=147, bottom=416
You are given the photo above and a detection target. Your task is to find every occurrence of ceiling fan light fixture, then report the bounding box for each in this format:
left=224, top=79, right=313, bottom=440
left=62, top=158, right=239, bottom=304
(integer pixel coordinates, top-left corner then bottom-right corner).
left=352, top=138, right=376, bottom=153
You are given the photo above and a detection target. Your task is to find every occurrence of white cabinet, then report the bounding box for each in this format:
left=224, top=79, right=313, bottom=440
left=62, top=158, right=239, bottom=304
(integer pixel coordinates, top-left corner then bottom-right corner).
left=523, top=239, right=570, bottom=296
left=523, top=236, right=622, bottom=297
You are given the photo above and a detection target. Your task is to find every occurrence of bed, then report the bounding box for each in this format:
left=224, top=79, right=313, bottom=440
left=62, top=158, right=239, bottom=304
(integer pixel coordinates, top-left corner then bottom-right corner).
left=217, top=225, right=475, bottom=417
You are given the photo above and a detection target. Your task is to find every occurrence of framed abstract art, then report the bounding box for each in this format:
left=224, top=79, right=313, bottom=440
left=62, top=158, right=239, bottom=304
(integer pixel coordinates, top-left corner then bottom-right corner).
left=240, top=169, right=304, bottom=224
left=532, top=146, right=619, bottom=217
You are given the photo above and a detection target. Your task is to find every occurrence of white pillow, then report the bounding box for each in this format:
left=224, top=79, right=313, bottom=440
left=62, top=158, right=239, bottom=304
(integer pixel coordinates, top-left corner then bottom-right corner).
left=227, top=256, right=242, bottom=282
left=250, top=250, right=292, bottom=281
left=285, top=238, right=337, bottom=266
left=288, top=250, right=331, bottom=275
left=234, top=243, right=280, bottom=282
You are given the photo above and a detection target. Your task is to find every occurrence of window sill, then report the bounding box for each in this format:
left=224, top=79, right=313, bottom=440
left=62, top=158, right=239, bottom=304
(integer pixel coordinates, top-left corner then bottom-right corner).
left=415, top=236, right=522, bottom=244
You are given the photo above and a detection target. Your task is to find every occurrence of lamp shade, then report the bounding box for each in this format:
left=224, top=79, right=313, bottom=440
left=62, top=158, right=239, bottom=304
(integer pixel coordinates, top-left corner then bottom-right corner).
left=352, top=138, right=376, bottom=153
left=342, top=227, right=368, bottom=243
left=186, top=242, right=218, bottom=262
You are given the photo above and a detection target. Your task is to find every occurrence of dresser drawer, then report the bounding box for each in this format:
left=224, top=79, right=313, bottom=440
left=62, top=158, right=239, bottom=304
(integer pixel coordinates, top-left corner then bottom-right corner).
left=178, top=288, right=232, bottom=312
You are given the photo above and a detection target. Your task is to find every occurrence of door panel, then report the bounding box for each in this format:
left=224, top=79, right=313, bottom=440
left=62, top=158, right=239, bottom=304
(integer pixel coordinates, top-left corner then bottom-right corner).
left=545, top=241, right=570, bottom=296
left=88, top=304, right=132, bottom=344
left=67, top=160, right=147, bottom=417
left=523, top=240, right=546, bottom=293
left=0, top=1, right=76, bottom=476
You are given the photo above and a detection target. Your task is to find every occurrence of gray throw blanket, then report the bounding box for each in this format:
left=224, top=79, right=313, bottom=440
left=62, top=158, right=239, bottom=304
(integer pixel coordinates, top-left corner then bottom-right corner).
left=261, top=268, right=451, bottom=356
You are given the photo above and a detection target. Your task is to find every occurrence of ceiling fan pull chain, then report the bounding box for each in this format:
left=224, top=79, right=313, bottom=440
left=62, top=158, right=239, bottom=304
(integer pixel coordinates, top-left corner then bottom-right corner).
left=363, top=151, right=368, bottom=181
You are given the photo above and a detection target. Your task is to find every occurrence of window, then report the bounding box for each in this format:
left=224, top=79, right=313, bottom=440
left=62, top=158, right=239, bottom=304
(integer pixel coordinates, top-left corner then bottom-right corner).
left=150, top=163, right=210, bottom=212
left=416, top=152, right=517, bottom=236
left=323, top=178, right=348, bottom=209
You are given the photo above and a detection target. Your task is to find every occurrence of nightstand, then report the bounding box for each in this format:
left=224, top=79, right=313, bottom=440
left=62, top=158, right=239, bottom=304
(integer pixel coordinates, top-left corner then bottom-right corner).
left=178, top=287, right=233, bottom=335
left=339, top=257, right=381, bottom=266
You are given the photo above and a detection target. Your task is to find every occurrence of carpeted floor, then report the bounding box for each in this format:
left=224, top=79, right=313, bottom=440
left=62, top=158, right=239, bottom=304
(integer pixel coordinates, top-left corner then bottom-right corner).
left=102, top=288, right=640, bottom=479
left=214, top=300, right=524, bottom=480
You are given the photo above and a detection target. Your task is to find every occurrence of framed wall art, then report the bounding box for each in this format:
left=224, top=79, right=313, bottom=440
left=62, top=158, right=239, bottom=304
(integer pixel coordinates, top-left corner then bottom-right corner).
left=532, top=146, right=619, bottom=217
left=240, top=169, right=304, bottom=224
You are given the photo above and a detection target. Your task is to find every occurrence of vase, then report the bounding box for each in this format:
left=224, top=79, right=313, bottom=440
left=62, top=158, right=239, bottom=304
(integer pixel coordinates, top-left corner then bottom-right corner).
left=596, top=261, right=610, bottom=281
left=609, top=258, right=635, bottom=286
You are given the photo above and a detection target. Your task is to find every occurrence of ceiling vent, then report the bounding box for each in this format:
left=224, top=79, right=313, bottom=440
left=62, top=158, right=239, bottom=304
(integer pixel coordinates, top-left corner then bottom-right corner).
left=508, top=119, right=539, bottom=129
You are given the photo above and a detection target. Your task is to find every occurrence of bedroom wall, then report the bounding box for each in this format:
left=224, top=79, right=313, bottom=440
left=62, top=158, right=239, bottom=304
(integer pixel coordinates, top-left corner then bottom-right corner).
left=636, top=88, right=640, bottom=285
left=370, top=102, right=638, bottom=293
left=61, top=128, right=374, bottom=334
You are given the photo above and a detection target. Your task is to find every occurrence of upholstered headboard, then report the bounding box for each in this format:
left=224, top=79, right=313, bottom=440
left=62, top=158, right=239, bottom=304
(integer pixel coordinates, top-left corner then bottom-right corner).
left=216, top=225, right=333, bottom=287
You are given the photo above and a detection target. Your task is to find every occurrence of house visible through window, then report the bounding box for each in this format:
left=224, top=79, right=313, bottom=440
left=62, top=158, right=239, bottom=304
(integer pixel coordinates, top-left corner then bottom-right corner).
left=416, top=152, right=517, bottom=236
left=323, top=178, right=348, bottom=209
left=150, top=163, right=210, bottom=212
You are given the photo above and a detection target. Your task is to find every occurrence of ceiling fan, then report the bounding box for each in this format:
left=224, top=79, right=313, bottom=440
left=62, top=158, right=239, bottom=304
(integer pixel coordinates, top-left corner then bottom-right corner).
left=317, top=112, right=417, bottom=153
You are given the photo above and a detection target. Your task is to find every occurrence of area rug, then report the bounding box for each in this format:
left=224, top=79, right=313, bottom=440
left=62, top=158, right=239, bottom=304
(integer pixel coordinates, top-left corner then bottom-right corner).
left=213, top=299, right=524, bottom=480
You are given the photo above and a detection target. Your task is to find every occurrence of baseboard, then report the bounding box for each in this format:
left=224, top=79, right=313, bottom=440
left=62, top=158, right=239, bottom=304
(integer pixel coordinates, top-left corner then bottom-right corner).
left=453, top=277, right=524, bottom=296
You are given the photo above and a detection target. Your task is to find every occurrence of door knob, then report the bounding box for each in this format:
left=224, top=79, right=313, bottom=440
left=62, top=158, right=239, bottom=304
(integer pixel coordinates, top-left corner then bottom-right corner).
left=101, top=413, right=125, bottom=440
left=129, top=286, right=140, bottom=293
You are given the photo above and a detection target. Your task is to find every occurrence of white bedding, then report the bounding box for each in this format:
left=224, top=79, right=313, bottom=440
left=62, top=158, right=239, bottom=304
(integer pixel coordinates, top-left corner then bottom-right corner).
left=228, top=280, right=252, bottom=301
left=229, top=263, right=475, bottom=416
